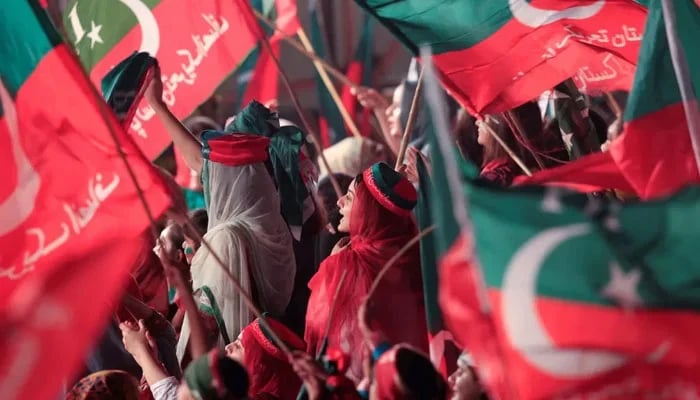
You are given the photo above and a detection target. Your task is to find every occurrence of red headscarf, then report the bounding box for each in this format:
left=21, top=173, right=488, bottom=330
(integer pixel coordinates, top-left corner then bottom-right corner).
left=374, top=344, right=446, bottom=400
left=241, top=317, right=305, bottom=399
left=305, top=173, right=428, bottom=382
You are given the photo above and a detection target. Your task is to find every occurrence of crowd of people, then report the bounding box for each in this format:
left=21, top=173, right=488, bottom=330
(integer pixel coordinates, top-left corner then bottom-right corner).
left=61, top=44, right=626, bottom=399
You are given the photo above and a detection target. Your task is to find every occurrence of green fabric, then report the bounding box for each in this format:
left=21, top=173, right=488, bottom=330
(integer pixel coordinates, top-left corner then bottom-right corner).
left=425, top=110, right=478, bottom=256
left=183, top=188, right=206, bottom=211
left=624, top=0, right=700, bottom=122
left=467, top=177, right=700, bottom=309
left=199, top=286, right=231, bottom=344
left=184, top=352, right=218, bottom=400
left=356, top=13, right=375, bottom=86
left=0, top=1, right=62, bottom=97
left=101, top=51, right=156, bottom=123
left=310, top=1, right=347, bottom=144
left=222, top=101, right=310, bottom=231
left=553, top=79, right=600, bottom=160
left=354, top=0, right=510, bottom=54
left=415, top=157, right=444, bottom=331
left=62, top=0, right=159, bottom=71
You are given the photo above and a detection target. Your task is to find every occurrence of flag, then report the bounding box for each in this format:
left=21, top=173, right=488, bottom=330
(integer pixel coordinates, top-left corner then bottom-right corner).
left=310, top=0, right=347, bottom=147
left=0, top=1, right=171, bottom=399
left=441, top=176, right=700, bottom=398
left=415, top=156, right=461, bottom=377
left=238, top=0, right=300, bottom=107
left=518, top=0, right=700, bottom=199
left=341, top=13, right=374, bottom=136
left=63, top=0, right=265, bottom=159
left=355, top=0, right=647, bottom=115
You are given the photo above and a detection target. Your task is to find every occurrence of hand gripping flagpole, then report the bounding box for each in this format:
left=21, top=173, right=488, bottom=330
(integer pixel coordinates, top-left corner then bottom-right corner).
left=661, top=0, right=700, bottom=173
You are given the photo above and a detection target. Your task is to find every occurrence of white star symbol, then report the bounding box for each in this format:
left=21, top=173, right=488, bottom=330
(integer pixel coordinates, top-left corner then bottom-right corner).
left=541, top=187, right=564, bottom=214
left=601, top=262, right=643, bottom=309
left=86, top=21, right=103, bottom=49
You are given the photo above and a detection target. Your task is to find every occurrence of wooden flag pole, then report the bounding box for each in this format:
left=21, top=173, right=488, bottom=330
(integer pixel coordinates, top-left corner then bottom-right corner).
left=252, top=9, right=357, bottom=89
left=245, top=4, right=343, bottom=198
left=394, top=69, right=424, bottom=169
left=296, top=28, right=362, bottom=138
left=481, top=120, right=533, bottom=176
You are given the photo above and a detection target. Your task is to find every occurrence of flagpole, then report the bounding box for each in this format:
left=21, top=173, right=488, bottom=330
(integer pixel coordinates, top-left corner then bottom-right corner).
left=660, top=0, right=700, bottom=172
left=296, top=28, right=362, bottom=138
left=242, top=1, right=344, bottom=199
left=394, top=69, right=424, bottom=169
left=252, top=9, right=358, bottom=89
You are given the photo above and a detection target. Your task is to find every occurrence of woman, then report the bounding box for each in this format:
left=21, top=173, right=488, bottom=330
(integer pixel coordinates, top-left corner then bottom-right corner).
left=305, top=162, right=428, bottom=382
left=225, top=316, right=306, bottom=399
left=144, top=73, right=296, bottom=364
left=476, top=115, right=522, bottom=187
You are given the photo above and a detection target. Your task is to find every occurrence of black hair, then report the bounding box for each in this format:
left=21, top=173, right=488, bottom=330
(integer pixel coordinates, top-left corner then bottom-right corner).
left=395, top=347, right=447, bottom=400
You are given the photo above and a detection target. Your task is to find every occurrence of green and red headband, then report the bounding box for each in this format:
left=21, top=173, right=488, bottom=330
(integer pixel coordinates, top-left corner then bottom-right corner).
left=248, top=317, right=306, bottom=361
left=363, top=162, right=417, bottom=216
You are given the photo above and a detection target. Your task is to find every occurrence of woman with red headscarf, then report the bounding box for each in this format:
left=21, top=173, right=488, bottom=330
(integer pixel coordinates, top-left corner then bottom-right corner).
left=304, top=162, right=428, bottom=382
left=225, top=317, right=306, bottom=399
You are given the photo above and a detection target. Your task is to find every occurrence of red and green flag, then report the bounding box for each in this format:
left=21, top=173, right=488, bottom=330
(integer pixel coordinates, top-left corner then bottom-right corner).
left=63, top=0, right=263, bottom=159
left=442, top=177, right=700, bottom=398
left=309, top=0, right=347, bottom=148
left=236, top=0, right=300, bottom=107
left=518, top=0, right=700, bottom=199
left=0, top=1, right=171, bottom=399
left=355, top=0, right=647, bottom=116
left=415, top=155, right=461, bottom=377
left=341, top=13, right=375, bottom=136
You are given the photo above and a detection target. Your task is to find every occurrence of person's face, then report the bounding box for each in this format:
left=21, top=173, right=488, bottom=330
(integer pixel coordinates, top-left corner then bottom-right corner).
left=476, top=118, right=493, bottom=146
left=182, top=235, right=198, bottom=264
left=225, top=334, right=245, bottom=363
left=385, top=85, right=405, bottom=139
left=336, top=180, right=357, bottom=233
left=157, top=225, right=184, bottom=264
left=448, top=364, right=480, bottom=400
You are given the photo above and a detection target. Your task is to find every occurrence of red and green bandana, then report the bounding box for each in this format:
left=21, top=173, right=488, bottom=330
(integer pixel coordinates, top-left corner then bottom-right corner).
left=63, top=0, right=261, bottom=159
left=248, top=316, right=307, bottom=360
left=184, top=349, right=249, bottom=400
left=202, top=133, right=271, bottom=166
left=355, top=0, right=647, bottom=115
left=362, top=162, right=417, bottom=216
left=0, top=2, right=171, bottom=399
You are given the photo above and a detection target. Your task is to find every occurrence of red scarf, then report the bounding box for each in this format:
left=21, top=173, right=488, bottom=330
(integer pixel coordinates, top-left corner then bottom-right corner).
left=305, top=179, right=428, bottom=381
left=241, top=319, right=304, bottom=399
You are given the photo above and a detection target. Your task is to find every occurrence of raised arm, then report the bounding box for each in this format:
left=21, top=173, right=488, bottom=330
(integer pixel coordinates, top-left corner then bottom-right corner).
left=145, top=65, right=203, bottom=174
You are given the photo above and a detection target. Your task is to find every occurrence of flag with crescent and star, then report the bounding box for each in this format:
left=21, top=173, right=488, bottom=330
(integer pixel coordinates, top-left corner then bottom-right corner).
left=0, top=1, right=172, bottom=399
left=62, top=0, right=297, bottom=160
left=517, top=0, right=700, bottom=200
left=354, top=0, right=647, bottom=116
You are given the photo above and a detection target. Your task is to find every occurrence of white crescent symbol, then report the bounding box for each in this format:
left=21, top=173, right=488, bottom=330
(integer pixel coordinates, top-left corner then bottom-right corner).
left=118, top=0, right=160, bottom=55
left=509, top=0, right=606, bottom=28
left=502, top=223, right=626, bottom=377
left=0, top=81, right=40, bottom=237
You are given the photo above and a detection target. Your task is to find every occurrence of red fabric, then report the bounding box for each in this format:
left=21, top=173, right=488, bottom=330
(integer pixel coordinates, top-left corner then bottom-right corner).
left=238, top=0, right=300, bottom=106
left=81, top=0, right=264, bottom=160
left=362, top=167, right=416, bottom=216
left=131, top=233, right=170, bottom=316
left=440, top=234, right=700, bottom=399
left=0, top=43, right=171, bottom=400
left=305, top=176, right=427, bottom=381
left=517, top=102, right=699, bottom=199
left=374, top=347, right=409, bottom=400
left=241, top=318, right=303, bottom=399
left=206, top=134, right=270, bottom=166
left=428, top=1, right=647, bottom=116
